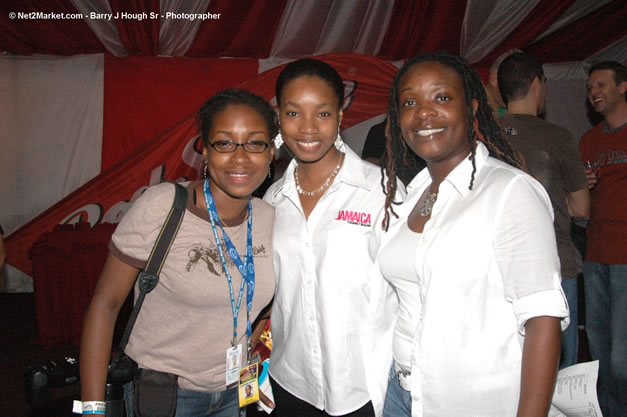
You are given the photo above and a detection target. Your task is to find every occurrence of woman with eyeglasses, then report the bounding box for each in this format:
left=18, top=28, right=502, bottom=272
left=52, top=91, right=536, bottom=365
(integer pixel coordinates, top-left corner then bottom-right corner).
left=80, top=89, right=277, bottom=417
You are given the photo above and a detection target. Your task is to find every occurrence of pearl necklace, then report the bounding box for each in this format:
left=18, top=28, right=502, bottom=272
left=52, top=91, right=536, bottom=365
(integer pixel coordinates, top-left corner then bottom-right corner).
left=417, top=190, right=438, bottom=217
left=294, top=153, right=344, bottom=196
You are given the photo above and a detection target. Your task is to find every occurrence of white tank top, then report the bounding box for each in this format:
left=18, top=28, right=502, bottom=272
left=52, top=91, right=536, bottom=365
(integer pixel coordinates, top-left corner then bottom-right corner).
left=379, top=220, right=422, bottom=372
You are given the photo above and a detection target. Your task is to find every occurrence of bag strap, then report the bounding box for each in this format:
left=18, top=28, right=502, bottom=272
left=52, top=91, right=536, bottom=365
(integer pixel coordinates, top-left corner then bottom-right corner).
left=113, top=182, right=187, bottom=360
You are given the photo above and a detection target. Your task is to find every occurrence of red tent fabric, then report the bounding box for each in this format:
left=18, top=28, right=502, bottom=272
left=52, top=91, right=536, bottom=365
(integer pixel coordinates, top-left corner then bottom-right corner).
left=1, top=1, right=625, bottom=279
left=1, top=1, right=623, bottom=62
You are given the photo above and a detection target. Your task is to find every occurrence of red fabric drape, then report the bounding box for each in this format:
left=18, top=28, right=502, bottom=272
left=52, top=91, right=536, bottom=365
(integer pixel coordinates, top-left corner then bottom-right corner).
left=110, top=0, right=160, bottom=56
left=0, top=0, right=104, bottom=55
left=185, top=0, right=287, bottom=58
left=476, top=0, right=574, bottom=67
left=527, top=0, right=627, bottom=63
left=377, top=0, right=467, bottom=60
left=30, top=222, right=115, bottom=345
left=102, top=55, right=258, bottom=170
left=8, top=113, right=202, bottom=277
left=7, top=54, right=399, bottom=277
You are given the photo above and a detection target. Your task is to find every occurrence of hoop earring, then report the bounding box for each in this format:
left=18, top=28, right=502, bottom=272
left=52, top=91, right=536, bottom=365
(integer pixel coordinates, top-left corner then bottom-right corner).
left=273, top=132, right=284, bottom=148
left=334, top=126, right=345, bottom=151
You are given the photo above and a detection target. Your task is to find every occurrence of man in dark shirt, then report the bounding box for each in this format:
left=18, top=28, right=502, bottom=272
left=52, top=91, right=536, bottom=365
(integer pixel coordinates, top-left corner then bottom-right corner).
left=498, top=52, right=590, bottom=369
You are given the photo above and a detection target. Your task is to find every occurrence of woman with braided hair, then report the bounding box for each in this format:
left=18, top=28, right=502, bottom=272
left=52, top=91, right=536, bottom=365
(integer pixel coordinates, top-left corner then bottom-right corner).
left=376, top=52, right=569, bottom=417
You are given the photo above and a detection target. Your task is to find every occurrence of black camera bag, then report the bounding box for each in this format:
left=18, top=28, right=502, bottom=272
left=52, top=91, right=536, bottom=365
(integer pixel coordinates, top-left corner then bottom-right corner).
left=113, top=182, right=187, bottom=417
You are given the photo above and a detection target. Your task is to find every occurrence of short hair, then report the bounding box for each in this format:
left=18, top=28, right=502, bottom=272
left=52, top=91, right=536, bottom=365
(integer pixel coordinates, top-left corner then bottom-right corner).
left=489, top=49, right=523, bottom=77
left=589, top=60, right=627, bottom=101
left=275, top=58, right=345, bottom=108
left=198, top=89, right=278, bottom=147
left=498, top=52, right=544, bottom=106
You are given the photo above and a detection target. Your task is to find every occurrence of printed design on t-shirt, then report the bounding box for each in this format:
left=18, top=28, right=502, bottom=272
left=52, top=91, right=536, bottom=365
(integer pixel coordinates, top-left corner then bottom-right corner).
left=596, top=148, right=627, bottom=166
left=185, top=241, right=267, bottom=277
left=334, top=210, right=372, bottom=227
left=504, top=126, right=518, bottom=136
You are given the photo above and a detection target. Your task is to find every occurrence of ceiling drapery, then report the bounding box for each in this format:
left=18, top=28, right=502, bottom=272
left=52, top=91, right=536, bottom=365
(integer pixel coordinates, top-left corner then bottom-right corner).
left=2, top=0, right=625, bottom=65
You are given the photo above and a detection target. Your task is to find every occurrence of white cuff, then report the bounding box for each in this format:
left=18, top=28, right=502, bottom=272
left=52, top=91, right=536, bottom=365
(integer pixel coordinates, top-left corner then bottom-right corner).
left=513, top=289, right=569, bottom=335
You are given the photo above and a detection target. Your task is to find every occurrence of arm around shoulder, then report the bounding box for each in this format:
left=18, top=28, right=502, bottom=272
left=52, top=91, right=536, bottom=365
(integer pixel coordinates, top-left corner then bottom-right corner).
left=80, top=252, right=139, bottom=401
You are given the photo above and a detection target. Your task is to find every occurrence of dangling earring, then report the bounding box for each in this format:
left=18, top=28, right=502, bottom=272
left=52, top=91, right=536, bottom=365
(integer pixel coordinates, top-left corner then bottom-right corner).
left=273, top=132, right=284, bottom=148
left=334, top=125, right=345, bottom=151
left=203, top=161, right=208, bottom=179
left=267, top=164, right=272, bottom=179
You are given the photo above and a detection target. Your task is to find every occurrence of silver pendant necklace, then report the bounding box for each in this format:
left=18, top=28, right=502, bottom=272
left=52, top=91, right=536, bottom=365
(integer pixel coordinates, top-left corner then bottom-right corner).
left=418, top=189, right=438, bottom=217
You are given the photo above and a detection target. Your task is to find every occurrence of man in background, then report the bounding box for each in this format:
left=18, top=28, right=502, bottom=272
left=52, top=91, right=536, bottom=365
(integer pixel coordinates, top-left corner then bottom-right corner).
left=498, top=52, right=590, bottom=370
left=485, top=49, right=522, bottom=117
left=579, top=60, right=627, bottom=417
left=361, top=118, right=387, bottom=166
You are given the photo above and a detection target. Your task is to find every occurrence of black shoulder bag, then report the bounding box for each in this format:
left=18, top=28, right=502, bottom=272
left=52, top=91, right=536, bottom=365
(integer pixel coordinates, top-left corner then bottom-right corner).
left=108, top=182, right=187, bottom=417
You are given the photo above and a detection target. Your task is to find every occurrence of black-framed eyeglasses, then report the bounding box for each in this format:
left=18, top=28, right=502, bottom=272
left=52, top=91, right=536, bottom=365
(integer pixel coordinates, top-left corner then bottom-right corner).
left=209, top=140, right=271, bottom=153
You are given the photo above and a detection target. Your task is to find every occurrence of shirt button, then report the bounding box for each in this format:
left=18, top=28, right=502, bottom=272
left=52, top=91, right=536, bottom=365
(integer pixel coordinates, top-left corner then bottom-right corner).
left=305, top=242, right=309, bottom=247
left=307, top=280, right=312, bottom=285
left=310, top=315, right=315, bottom=321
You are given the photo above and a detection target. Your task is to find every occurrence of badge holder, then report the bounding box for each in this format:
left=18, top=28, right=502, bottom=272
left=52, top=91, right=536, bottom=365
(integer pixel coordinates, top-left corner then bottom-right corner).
left=226, top=344, right=242, bottom=386
left=238, top=363, right=259, bottom=407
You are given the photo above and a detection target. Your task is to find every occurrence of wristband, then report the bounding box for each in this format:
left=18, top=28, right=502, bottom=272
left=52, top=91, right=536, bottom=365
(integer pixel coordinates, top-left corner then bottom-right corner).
left=72, top=400, right=106, bottom=415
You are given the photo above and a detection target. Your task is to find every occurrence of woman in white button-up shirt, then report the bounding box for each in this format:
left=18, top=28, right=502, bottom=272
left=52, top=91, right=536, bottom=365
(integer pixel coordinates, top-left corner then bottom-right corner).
left=377, top=52, right=569, bottom=417
left=263, top=58, right=403, bottom=417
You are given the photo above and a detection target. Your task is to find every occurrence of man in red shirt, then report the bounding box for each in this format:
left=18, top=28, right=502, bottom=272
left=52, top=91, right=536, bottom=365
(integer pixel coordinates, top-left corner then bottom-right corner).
left=579, top=60, right=626, bottom=417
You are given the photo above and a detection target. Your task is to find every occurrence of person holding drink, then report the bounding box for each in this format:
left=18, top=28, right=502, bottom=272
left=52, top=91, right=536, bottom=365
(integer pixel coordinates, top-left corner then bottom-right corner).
left=579, top=60, right=627, bottom=417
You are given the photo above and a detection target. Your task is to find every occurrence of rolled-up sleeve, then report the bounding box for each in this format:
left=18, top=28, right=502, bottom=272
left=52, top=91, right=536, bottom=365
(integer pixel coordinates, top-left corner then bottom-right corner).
left=492, top=174, right=569, bottom=333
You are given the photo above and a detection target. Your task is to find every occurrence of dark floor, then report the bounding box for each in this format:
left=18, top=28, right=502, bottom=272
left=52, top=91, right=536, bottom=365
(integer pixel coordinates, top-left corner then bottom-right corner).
left=1, top=292, right=591, bottom=417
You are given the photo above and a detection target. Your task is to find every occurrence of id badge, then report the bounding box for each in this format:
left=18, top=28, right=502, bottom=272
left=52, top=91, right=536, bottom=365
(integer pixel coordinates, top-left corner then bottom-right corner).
left=226, top=344, right=242, bottom=386
left=238, top=363, right=259, bottom=407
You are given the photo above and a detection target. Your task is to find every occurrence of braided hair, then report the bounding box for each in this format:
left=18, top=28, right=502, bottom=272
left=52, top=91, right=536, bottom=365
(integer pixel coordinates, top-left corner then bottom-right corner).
left=381, top=51, right=524, bottom=230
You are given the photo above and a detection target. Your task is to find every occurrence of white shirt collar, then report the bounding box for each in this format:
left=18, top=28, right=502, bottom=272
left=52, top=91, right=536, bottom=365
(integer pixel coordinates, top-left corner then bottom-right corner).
left=269, top=145, right=373, bottom=202
left=406, top=141, right=490, bottom=198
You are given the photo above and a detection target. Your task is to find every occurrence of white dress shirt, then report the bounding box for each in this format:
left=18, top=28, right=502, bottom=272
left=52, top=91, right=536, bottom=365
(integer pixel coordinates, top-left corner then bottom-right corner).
left=264, top=146, right=403, bottom=416
left=376, top=143, right=569, bottom=417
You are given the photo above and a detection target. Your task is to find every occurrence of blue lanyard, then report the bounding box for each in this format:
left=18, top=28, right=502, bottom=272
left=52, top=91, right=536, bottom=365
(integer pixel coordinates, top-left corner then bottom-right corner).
left=203, top=179, right=255, bottom=347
